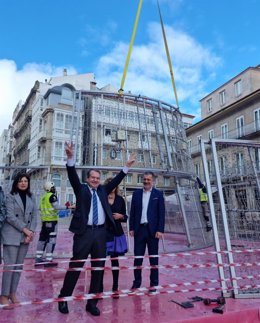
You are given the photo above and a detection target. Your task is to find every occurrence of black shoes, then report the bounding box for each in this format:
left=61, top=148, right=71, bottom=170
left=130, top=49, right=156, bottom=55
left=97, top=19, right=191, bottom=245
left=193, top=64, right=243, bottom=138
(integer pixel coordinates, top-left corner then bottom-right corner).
left=44, top=261, right=58, bottom=267
left=58, top=301, right=69, bottom=314
left=112, top=284, right=119, bottom=299
left=86, top=303, right=100, bottom=316
left=58, top=299, right=101, bottom=316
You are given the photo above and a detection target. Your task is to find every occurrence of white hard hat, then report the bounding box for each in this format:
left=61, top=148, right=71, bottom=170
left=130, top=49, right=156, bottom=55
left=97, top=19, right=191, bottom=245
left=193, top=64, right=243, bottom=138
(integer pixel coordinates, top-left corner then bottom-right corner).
left=44, top=181, right=55, bottom=192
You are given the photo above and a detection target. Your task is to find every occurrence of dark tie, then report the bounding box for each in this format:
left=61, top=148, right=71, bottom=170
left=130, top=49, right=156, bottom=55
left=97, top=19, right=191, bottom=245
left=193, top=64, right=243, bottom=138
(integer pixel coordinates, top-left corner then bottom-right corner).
left=92, top=189, right=98, bottom=225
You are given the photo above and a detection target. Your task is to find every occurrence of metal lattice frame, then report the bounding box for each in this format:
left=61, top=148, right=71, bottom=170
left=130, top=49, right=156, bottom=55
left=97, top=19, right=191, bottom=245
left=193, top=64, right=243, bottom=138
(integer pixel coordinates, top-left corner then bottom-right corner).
left=201, top=138, right=260, bottom=298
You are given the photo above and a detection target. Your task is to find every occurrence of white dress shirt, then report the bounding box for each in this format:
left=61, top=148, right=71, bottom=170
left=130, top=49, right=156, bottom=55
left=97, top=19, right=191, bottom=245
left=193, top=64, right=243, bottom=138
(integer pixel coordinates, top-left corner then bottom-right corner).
left=140, top=189, right=152, bottom=224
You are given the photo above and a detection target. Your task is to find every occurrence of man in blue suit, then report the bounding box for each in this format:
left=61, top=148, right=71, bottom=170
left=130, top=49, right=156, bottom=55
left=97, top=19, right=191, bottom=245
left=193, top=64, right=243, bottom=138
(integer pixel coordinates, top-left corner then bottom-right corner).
left=58, top=142, right=135, bottom=316
left=129, top=171, right=165, bottom=292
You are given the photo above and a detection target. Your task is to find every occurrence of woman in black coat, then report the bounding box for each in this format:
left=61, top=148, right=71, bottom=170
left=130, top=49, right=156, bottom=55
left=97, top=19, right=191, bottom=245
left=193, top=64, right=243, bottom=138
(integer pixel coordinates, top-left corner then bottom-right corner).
left=105, top=178, right=128, bottom=294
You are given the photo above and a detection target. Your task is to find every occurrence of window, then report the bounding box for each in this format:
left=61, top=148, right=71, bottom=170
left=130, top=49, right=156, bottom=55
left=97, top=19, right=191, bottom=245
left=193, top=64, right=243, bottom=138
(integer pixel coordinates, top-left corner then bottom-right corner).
left=105, top=107, right=110, bottom=117
left=183, top=122, right=192, bottom=129
left=164, top=177, right=170, bottom=187
left=137, top=174, right=143, bottom=184
left=65, top=115, right=72, bottom=134
left=105, top=128, right=111, bottom=136
left=187, top=140, right=192, bottom=153
left=236, top=116, right=244, bottom=138
left=234, top=80, right=242, bottom=97
left=197, top=135, right=202, bottom=145
left=235, top=189, right=247, bottom=210
left=207, top=160, right=213, bottom=175
left=61, top=88, right=73, bottom=105
left=52, top=173, right=61, bottom=187
left=125, top=173, right=132, bottom=184
left=208, top=129, right=214, bottom=140
left=236, top=152, right=244, bottom=174
left=56, top=112, right=64, bottom=133
left=37, top=146, right=41, bottom=159
left=39, top=119, right=43, bottom=132
left=138, top=153, right=144, bottom=163
left=115, top=150, right=122, bottom=160
left=255, top=148, right=260, bottom=171
left=102, top=147, right=107, bottom=160
left=128, top=111, right=134, bottom=121
left=152, top=155, right=157, bottom=165
left=255, top=189, right=260, bottom=209
left=220, top=156, right=227, bottom=175
left=254, top=108, right=260, bottom=131
left=219, top=90, right=226, bottom=106
left=221, top=123, right=228, bottom=139
left=206, top=99, right=212, bottom=112
left=54, top=141, right=63, bottom=161
left=195, top=163, right=200, bottom=177
left=163, top=156, right=168, bottom=166
left=66, top=179, right=72, bottom=187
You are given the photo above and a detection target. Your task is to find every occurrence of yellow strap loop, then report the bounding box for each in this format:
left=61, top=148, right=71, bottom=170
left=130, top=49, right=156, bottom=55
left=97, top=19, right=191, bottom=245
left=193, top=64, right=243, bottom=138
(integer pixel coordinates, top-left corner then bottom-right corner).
left=157, top=0, right=179, bottom=109
left=119, top=0, right=143, bottom=96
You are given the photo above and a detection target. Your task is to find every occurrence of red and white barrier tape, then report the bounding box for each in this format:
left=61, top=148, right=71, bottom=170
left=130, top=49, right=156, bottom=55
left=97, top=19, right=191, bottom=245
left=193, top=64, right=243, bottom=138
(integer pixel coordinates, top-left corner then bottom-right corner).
left=1, top=247, right=260, bottom=269
left=1, top=282, right=259, bottom=309
left=1, top=260, right=260, bottom=273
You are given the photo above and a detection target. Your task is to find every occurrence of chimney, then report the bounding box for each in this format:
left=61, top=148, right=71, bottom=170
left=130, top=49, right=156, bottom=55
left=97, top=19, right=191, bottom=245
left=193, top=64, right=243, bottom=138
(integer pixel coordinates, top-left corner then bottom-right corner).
left=90, top=81, right=97, bottom=90
left=63, top=68, right=67, bottom=76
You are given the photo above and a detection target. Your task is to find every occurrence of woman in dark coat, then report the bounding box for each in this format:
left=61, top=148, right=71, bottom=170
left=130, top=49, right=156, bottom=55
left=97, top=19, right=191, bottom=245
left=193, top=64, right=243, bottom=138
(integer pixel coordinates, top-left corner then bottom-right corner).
left=105, top=178, right=128, bottom=294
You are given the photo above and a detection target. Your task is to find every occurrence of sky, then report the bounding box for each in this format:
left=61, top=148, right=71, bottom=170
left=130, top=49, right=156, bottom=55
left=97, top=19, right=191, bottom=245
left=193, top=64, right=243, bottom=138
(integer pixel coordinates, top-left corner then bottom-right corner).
left=0, top=0, right=260, bottom=132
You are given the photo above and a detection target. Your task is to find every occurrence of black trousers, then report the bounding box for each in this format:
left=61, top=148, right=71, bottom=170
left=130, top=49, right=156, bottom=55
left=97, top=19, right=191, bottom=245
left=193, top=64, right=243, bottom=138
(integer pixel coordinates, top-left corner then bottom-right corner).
left=133, top=226, right=159, bottom=288
left=59, top=227, right=106, bottom=305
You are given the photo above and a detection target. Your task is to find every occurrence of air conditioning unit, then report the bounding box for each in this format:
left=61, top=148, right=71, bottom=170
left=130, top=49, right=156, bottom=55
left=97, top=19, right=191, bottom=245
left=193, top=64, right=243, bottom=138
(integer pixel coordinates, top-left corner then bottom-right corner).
left=111, top=130, right=126, bottom=142
left=117, top=130, right=126, bottom=141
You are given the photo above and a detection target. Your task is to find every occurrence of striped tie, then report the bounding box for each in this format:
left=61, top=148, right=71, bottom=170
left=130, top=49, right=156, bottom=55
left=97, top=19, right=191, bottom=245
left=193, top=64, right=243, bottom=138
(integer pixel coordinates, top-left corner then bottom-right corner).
left=92, top=189, right=98, bottom=225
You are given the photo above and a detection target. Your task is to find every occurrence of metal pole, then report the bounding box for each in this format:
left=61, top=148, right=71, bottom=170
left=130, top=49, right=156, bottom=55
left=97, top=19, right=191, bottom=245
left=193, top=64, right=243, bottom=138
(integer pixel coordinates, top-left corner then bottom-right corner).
left=175, top=178, right=192, bottom=247
left=200, top=139, right=228, bottom=295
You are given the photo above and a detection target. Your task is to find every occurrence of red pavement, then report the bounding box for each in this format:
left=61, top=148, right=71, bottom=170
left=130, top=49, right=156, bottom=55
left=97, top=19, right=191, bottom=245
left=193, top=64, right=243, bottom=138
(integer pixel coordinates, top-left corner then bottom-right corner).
left=0, top=225, right=260, bottom=322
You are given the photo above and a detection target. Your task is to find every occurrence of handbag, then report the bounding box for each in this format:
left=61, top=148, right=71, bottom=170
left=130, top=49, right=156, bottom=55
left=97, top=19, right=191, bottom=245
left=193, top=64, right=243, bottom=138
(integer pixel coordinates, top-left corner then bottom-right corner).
left=106, top=234, right=128, bottom=255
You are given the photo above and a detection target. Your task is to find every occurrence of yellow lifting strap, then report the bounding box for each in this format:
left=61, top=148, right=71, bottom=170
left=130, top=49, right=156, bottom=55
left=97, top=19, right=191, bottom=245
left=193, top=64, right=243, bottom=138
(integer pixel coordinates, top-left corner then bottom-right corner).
left=157, top=0, right=179, bottom=109
left=118, top=0, right=143, bottom=96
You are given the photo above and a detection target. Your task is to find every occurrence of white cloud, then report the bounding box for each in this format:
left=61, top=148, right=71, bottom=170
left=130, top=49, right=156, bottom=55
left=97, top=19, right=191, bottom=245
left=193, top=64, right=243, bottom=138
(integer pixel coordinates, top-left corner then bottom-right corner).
left=0, top=22, right=222, bottom=133
left=95, top=22, right=222, bottom=114
left=0, top=60, right=76, bottom=132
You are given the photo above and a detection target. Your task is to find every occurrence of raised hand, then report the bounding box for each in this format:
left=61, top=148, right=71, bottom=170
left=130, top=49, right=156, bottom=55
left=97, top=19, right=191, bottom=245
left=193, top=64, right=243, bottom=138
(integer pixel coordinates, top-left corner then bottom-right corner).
left=126, top=152, right=136, bottom=168
left=65, top=141, right=74, bottom=159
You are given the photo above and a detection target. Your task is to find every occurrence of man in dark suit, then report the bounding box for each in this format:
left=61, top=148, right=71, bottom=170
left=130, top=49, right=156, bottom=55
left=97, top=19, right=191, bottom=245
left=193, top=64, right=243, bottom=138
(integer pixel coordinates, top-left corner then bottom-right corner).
left=129, top=171, right=165, bottom=292
left=58, top=142, right=135, bottom=316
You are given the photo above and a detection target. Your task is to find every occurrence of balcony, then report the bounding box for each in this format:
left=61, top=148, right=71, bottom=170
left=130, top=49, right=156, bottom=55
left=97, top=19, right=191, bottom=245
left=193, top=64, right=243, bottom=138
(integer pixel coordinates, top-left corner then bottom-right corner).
left=38, top=130, right=47, bottom=142
left=188, top=119, right=260, bottom=157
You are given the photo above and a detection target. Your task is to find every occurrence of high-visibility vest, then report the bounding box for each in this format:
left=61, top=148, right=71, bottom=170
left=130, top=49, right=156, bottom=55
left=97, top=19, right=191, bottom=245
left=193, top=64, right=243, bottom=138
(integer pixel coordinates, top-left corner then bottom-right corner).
left=40, top=192, right=58, bottom=222
left=199, top=188, right=208, bottom=202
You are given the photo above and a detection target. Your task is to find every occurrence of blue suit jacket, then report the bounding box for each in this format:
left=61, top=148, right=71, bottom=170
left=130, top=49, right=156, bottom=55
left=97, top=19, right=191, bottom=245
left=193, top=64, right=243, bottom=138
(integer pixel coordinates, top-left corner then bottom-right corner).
left=67, top=165, right=126, bottom=235
left=129, top=187, right=165, bottom=236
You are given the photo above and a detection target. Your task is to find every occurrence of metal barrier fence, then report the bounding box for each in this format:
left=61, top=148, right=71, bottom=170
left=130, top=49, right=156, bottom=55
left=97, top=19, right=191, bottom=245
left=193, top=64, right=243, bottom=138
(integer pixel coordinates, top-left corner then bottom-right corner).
left=201, top=138, right=260, bottom=299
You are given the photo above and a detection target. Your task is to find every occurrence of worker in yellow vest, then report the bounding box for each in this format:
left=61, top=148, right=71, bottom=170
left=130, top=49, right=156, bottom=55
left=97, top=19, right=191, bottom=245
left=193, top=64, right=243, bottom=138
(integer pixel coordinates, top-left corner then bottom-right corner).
left=35, top=182, right=74, bottom=267
left=196, top=177, right=212, bottom=232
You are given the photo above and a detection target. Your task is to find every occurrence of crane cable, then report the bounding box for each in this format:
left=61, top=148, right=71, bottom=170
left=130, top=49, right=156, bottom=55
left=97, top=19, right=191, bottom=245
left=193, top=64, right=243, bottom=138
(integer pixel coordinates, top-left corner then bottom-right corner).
left=118, top=0, right=143, bottom=96
left=157, top=0, right=179, bottom=109
left=118, top=0, right=180, bottom=110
